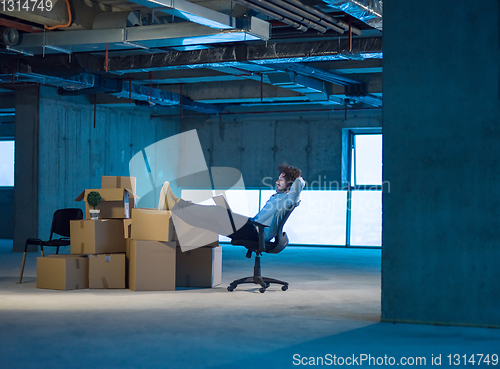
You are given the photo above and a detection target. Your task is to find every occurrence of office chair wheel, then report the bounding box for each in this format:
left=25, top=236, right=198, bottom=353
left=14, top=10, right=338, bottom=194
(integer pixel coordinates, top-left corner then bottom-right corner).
left=259, top=287, right=266, bottom=293
left=281, top=285, right=288, bottom=291
left=227, top=286, right=235, bottom=292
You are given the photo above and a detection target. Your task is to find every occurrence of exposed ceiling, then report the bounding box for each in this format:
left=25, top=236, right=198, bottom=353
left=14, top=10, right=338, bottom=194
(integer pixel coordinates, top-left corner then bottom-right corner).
left=0, top=0, right=382, bottom=115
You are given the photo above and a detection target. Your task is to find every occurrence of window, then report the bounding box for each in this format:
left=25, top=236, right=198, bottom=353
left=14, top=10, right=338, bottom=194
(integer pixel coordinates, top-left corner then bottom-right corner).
left=0, top=140, right=14, bottom=187
left=344, top=129, right=383, bottom=247
left=350, top=134, right=382, bottom=186
left=178, top=129, right=384, bottom=248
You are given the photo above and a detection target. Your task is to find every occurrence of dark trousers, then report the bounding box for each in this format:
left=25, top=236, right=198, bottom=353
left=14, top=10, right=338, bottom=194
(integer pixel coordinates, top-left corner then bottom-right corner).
left=228, top=219, right=259, bottom=242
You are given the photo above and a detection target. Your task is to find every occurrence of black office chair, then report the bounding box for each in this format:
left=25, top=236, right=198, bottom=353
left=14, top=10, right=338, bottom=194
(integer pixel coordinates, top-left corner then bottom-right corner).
left=227, top=201, right=300, bottom=293
left=18, top=208, right=83, bottom=284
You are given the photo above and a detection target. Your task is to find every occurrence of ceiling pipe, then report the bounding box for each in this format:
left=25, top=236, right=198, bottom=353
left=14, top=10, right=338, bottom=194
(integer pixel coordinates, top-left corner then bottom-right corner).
left=0, top=18, right=43, bottom=33
left=281, top=0, right=361, bottom=35
left=0, top=28, right=19, bottom=47
left=246, top=0, right=330, bottom=33
left=232, top=0, right=309, bottom=32
left=233, top=0, right=356, bottom=35
left=267, top=0, right=347, bottom=35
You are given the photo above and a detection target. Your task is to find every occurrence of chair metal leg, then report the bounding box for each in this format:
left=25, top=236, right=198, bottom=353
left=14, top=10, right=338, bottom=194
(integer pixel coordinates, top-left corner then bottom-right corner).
left=19, top=239, right=43, bottom=284
left=18, top=240, right=32, bottom=284
left=40, top=245, right=45, bottom=257
left=18, top=251, right=27, bottom=284
left=56, top=247, right=59, bottom=254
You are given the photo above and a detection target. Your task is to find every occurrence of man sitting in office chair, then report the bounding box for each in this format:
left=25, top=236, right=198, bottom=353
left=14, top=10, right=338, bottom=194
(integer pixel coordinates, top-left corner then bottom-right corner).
left=163, top=164, right=305, bottom=243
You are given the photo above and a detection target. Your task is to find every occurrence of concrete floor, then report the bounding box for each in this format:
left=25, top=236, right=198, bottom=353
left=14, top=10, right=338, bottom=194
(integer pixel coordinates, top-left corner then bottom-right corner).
left=1, top=240, right=499, bottom=368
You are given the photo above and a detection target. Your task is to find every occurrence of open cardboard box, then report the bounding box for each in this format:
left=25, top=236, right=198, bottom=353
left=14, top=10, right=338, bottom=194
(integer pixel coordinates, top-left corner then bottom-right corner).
left=101, top=176, right=137, bottom=209
left=75, top=188, right=136, bottom=219
left=130, top=208, right=175, bottom=242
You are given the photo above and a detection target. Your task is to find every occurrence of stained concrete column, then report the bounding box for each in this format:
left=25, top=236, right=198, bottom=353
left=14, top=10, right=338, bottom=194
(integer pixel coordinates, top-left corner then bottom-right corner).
left=13, top=86, right=39, bottom=252
left=382, top=0, right=500, bottom=327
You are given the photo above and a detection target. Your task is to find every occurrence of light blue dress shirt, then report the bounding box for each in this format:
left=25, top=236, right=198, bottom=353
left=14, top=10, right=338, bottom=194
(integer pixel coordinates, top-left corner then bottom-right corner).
left=251, top=177, right=305, bottom=241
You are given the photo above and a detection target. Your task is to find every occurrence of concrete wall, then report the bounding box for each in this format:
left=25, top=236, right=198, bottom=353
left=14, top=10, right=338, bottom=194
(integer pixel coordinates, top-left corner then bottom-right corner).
left=13, top=86, right=180, bottom=251
left=382, top=0, right=500, bottom=327
left=181, top=109, right=382, bottom=188
left=0, top=188, right=14, bottom=239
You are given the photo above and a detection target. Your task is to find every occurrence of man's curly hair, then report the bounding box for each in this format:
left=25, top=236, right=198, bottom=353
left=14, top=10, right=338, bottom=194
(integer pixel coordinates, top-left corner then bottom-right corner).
left=278, top=163, right=302, bottom=190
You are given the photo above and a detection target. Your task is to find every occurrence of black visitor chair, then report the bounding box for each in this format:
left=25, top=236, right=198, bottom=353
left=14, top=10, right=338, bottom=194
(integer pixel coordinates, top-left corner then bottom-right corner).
left=18, top=208, right=83, bottom=284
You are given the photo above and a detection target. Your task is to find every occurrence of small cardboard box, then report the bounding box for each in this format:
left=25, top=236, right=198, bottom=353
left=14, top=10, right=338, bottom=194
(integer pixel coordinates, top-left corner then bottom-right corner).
left=70, top=219, right=126, bottom=255
left=131, top=208, right=174, bottom=242
left=37, top=255, right=89, bottom=290
left=75, top=188, right=134, bottom=219
left=89, top=253, right=125, bottom=289
left=176, top=245, right=222, bottom=288
left=128, top=239, right=176, bottom=291
left=102, top=176, right=137, bottom=209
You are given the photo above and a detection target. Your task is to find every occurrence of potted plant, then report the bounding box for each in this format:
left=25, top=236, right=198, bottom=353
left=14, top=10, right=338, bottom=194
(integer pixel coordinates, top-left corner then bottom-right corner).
left=87, top=191, right=102, bottom=220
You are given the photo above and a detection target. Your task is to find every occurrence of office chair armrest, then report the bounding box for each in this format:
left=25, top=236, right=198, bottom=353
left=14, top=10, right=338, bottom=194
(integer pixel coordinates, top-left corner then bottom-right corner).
left=249, top=220, right=268, bottom=254
left=249, top=219, right=269, bottom=229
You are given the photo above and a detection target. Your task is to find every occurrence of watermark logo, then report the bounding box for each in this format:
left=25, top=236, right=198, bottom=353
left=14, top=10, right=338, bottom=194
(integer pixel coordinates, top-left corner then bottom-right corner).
left=129, top=130, right=248, bottom=251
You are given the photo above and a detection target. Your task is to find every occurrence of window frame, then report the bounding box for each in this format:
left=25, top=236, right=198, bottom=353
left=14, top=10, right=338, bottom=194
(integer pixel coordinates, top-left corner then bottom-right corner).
left=342, top=128, right=383, bottom=190
left=0, top=138, right=15, bottom=188
left=342, top=128, right=382, bottom=247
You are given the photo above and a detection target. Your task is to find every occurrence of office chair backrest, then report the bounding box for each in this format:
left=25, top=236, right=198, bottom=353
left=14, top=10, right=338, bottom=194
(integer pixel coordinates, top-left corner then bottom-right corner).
left=50, top=208, right=84, bottom=239
left=267, top=200, right=300, bottom=254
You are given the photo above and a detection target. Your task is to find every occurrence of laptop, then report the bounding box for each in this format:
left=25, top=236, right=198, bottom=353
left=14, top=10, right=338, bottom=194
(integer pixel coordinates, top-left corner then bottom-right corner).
left=212, top=194, right=231, bottom=210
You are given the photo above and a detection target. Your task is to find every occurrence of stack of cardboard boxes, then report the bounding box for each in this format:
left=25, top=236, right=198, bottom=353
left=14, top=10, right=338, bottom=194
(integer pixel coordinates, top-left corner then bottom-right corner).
left=36, top=176, right=222, bottom=291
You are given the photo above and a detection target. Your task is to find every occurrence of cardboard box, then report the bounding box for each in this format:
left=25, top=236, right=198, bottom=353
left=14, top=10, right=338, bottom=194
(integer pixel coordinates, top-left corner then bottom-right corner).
left=70, top=219, right=126, bottom=254
left=37, top=255, right=89, bottom=290
left=89, top=253, right=125, bottom=289
left=101, top=176, right=137, bottom=208
left=123, top=219, right=132, bottom=239
left=75, top=188, right=133, bottom=219
left=130, top=208, right=174, bottom=242
left=128, top=239, right=176, bottom=291
left=176, top=245, right=222, bottom=288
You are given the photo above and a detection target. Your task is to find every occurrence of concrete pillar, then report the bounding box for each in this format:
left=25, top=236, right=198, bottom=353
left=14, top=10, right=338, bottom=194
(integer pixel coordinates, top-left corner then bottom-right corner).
left=13, top=86, right=39, bottom=252
left=382, top=0, right=500, bottom=327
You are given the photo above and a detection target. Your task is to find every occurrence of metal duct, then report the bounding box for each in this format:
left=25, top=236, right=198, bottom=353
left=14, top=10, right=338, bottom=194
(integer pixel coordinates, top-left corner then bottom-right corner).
left=113, top=83, right=222, bottom=114
left=344, top=83, right=381, bottom=106
left=268, top=71, right=327, bottom=100
left=126, top=0, right=239, bottom=30
left=52, top=74, right=221, bottom=113
left=0, top=72, right=95, bottom=90
left=12, top=21, right=270, bottom=56
left=323, top=0, right=383, bottom=30
left=104, top=37, right=383, bottom=73
left=268, top=62, right=381, bottom=107
left=92, top=11, right=141, bottom=29
left=269, top=62, right=363, bottom=86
